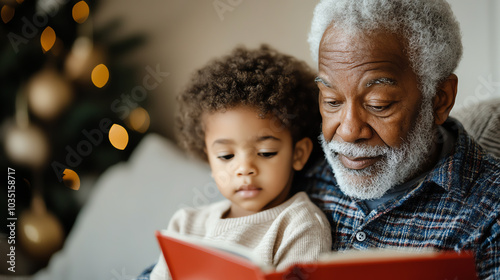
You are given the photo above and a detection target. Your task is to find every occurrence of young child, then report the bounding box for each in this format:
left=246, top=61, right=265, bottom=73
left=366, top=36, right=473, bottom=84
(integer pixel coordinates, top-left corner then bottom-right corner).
left=149, top=45, right=332, bottom=279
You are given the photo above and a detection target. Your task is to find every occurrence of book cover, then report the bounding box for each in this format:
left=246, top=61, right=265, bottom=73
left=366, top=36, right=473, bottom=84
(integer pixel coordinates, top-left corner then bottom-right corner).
left=155, top=230, right=478, bottom=280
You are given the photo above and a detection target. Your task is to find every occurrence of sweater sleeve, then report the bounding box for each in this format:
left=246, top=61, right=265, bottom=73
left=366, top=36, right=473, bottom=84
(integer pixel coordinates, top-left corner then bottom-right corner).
left=149, top=208, right=190, bottom=280
left=273, top=195, right=333, bottom=271
left=150, top=254, right=171, bottom=280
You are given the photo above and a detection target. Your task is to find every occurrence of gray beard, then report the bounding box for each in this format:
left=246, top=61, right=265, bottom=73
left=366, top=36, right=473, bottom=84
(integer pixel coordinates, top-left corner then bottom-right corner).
left=320, top=98, right=436, bottom=200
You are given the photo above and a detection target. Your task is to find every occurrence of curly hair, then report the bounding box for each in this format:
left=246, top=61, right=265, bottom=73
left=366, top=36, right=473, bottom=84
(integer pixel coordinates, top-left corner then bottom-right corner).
left=176, top=45, right=320, bottom=161
left=308, top=0, right=463, bottom=100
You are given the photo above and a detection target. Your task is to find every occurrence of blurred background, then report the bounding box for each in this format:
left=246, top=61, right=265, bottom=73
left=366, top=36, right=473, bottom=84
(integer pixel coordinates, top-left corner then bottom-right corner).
left=0, top=0, right=499, bottom=278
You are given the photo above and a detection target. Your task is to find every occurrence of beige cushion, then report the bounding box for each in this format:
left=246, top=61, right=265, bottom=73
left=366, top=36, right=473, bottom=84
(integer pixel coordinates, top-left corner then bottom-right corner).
left=34, top=134, right=222, bottom=280
left=451, top=98, right=500, bottom=157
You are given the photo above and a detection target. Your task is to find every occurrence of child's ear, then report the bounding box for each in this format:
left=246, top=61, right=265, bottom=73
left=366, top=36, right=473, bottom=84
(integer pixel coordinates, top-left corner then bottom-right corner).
left=292, top=137, right=313, bottom=171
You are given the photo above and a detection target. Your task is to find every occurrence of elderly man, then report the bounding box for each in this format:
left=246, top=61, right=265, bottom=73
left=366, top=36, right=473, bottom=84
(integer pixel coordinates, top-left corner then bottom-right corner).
left=305, top=0, right=499, bottom=279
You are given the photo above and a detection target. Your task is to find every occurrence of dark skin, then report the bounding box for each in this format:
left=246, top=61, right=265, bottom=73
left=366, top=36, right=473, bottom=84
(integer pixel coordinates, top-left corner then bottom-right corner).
left=316, top=25, right=458, bottom=174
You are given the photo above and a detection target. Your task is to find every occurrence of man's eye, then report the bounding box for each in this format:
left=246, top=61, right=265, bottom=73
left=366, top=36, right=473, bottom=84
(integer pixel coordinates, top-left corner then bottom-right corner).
left=217, top=154, right=234, bottom=161
left=258, top=152, right=277, bottom=158
left=368, top=104, right=391, bottom=112
left=326, top=101, right=341, bottom=108
left=370, top=105, right=386, bottom=111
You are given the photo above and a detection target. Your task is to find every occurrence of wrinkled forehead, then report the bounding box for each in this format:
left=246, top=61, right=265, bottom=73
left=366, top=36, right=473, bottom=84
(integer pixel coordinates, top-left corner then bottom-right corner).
left=318, top=25, right=411, bottom=74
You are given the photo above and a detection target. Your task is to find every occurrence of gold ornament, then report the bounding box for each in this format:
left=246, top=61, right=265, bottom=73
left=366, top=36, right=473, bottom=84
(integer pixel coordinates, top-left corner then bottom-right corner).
left=18, top=193, right=64, bottom=261
left=64, top=37, right=106, bottom=84
left=27, top=68, right=74, bottom=121
left=4, top=123, right=50, bottom=169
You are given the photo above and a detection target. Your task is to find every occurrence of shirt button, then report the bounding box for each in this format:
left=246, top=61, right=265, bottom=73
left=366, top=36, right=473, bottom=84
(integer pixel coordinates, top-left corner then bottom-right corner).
left=355, top=231, right=367, bottom=242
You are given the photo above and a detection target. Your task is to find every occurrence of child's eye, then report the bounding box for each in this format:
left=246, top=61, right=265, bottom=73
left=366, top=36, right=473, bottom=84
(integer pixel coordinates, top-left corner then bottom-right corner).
left=258, top=152, right=277, bottom=158
left=217, top=154, right=234, bottom=161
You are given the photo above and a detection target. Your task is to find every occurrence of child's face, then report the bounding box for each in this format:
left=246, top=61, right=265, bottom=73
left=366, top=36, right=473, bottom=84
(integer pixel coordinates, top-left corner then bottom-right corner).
left=204, top=106, right=310, bottom=218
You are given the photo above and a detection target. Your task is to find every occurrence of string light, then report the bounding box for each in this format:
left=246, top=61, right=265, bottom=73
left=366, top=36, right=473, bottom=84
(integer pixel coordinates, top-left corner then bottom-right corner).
left=72, top=1, right=89, bottom=24
left=127, top=107, right=150, bottom=133
left=109, top=124, right=129, bottom=150
left=62, top=169, right=80, bottom=191
left=1, top=5, right=15, bottom=23
left=40, top=26, right=56, bottom=52
left=91, top=64, right=109, bottom=88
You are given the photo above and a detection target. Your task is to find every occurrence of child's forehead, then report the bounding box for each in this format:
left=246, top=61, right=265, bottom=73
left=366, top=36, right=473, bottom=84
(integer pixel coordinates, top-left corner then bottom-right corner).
left=202, top=106, right=292, bottom=143
left=202, top=106, right=283, bottom=125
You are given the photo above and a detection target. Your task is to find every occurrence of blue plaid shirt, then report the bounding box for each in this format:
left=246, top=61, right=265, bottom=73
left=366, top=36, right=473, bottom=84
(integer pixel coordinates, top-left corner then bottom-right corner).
left=136, top=118, right=499, bottom=280
left=305, top=118, right=500, bottom=280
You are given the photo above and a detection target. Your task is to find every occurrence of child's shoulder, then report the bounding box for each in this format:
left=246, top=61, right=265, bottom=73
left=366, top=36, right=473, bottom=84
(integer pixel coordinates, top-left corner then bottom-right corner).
left=286, top=191, right=322, bottom=211
left=173, top=199, right=230, bottom=219
left=167, top=200, right=231, bottom=230
left=273, top=191, right=332, bottom=253
left=280, top=191, right=330, bottom=227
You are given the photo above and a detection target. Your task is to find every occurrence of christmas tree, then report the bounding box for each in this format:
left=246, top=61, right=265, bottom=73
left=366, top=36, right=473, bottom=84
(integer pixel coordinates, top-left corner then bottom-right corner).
left=1, top=0, right=147, bottom=274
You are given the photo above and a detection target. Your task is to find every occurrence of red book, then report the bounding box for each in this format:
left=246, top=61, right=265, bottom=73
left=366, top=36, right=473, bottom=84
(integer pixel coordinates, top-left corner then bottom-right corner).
left=155, top=230, right=478, bottom=280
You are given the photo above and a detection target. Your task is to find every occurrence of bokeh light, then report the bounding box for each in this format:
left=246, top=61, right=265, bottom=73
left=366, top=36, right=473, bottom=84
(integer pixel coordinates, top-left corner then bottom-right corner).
left=62, top=169, right=80, bottom=191
left=109, top=124, right=129, bottom=150
left=72, top=1, right=89, bottom=24
left=127, top=107, right=150, bottom=133
left=91, top=64, right=109, bottom=88
left=50, top=37, right=64, bottom=56
left=40, top=26, right=56, bottom=52
left=24, top=224, right=40, bottom=243
left=1, top=5, right=15, bottom=23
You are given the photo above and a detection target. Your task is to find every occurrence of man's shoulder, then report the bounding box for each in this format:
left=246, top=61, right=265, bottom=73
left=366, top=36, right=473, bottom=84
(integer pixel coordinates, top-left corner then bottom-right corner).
left=437, top=122, right=500, bottom=225
left=477, top=153, right=500, bottom=183
left=439, top=118, right=500, bottom=192
left=465, top=153, right=500, bottom=205
left=452, top=121, right=500, bottom=197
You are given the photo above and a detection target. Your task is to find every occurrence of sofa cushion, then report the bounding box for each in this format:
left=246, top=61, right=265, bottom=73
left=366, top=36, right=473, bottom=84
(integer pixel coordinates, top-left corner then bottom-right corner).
left=33, top=134, right=223, bottom=280
left=451, top=98, right=500, bottom=157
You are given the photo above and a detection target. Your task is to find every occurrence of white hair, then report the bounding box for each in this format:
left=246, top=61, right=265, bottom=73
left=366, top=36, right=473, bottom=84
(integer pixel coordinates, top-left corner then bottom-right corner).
left=308, top=0, right=463, bottom=99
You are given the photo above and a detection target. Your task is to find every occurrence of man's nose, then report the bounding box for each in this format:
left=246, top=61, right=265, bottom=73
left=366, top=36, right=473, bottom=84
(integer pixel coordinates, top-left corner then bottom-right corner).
left=336, top=104, right=372, bottom=143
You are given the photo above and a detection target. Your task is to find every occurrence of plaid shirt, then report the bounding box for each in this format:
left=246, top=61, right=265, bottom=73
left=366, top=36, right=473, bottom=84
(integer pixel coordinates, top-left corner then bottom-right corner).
left=305, top=118, right=500, bottom=280
left=135, top=264, right=155, bottom=280
left=135, top=118, right=499, bottom=280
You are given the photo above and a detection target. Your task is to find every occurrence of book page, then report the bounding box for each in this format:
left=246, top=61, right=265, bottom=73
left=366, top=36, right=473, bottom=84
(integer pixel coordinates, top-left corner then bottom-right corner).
left=318, top=248, right=439, bottom=263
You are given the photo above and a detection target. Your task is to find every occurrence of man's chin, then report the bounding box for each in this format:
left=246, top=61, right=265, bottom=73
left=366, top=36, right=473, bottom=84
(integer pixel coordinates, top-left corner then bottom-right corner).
left=333, top=164, right=395, bottom=200
left=338, top=181, right=388, bottom=200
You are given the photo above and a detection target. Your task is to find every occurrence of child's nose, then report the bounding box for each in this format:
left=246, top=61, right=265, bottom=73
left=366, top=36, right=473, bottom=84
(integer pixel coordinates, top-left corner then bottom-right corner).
left=236, top=157, right=257, bottom=176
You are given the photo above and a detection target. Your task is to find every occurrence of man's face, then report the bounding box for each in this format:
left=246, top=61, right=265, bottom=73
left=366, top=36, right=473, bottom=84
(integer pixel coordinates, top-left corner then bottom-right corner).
left=317, top=26, right=436, bottom=199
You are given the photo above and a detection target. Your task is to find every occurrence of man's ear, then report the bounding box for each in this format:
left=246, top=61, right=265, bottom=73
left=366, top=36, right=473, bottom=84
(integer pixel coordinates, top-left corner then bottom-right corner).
left=292, top=137, right=313, bottom=171
left=433, top=74, right=458, bottom=125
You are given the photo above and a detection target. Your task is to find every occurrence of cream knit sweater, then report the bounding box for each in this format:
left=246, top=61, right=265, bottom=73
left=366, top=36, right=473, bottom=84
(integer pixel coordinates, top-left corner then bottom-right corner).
left=150, top=191, right=332, bottom=279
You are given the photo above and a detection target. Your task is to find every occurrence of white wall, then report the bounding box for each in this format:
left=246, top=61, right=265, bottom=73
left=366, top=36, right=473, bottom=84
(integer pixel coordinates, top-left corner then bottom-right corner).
left=447, top=0, right=500, bottom=113
left=95, top=0, right=317, bottom=139
left=94, top=0, right=500, bottom=139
